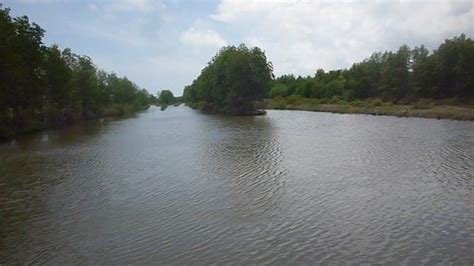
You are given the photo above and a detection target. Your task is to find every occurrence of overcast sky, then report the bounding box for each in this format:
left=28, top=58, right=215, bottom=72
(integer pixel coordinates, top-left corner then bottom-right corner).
left=4, top=0, right=474, bottom=95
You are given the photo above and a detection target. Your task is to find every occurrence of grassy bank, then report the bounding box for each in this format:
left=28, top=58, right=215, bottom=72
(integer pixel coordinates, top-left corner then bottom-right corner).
left=0, top=104, right=150, bottom=141
left=262, top=96, right=474, bottom=121
left=101, top=104, right=150, bottom=117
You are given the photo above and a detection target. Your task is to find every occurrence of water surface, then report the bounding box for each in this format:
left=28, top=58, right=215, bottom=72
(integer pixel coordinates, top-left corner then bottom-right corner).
left=1, top=106, right=473, bottom=264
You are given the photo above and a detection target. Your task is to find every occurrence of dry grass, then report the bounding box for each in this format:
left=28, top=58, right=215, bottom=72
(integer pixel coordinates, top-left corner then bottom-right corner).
left=264, top=97, right=474, bottom=121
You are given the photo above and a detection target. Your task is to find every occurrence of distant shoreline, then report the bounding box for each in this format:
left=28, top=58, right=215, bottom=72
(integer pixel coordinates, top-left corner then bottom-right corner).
left=262, top=98, right=474, bottom=121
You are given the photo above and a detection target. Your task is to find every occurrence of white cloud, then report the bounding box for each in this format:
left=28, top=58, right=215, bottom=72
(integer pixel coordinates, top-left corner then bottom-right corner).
left=210, top=0, right=474, bottom=76
left=210, top=0, right=287, bottom=22
left=75, top=1, right=170, bottom=48
left=90, top=0, right=168, bottom=20
left=180, top=22, right=227, bottom=49
left=68, top=16, right=161, bottom=48
left=15, top=0, right=66, bottom=3
left=103, top=0, right=163, bottom=14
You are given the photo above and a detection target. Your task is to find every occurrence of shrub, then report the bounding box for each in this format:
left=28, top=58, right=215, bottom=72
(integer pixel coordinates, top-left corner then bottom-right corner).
left=368, top=98, right=383, bottom=107
left=287, top=95, right=303, bottom=105
left=350, top=99, right=365, bottom=107
left=413, top=99, right=435, bottom=109
left=329, top=96, right=343, bottom=104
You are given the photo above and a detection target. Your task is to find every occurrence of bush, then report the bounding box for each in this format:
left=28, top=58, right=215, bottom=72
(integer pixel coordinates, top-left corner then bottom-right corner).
left=350, top=99, right=365, bottom=107
left=287, top=95, right=303, bottom=105
left=267, top=97, right=287, bottom=109
left=435, top=97, right=460, bottom=106
left=368, top=98, right=383, bottom=107
left=413, top=99, right=435, bottom=109
left=329, top=96, right=343, bottom=104
left=186, top=101, right=206, bottom=110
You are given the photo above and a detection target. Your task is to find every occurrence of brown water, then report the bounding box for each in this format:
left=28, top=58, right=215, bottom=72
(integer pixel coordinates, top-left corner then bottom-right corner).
left=1, top=106, right=473, bottom=264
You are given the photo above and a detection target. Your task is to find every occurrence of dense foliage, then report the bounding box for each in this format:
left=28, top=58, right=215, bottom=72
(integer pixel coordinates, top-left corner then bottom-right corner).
left=269, top=35, right=474, bottom=103
left=183, top=44, right=273, bottom=115
left=0, top=7, right=155, bottom=139
left=158, top=90, right=175, bottom=105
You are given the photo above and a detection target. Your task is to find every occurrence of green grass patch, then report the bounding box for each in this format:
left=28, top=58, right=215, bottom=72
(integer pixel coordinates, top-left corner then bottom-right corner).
left=263, top=96, right=474, bottom=121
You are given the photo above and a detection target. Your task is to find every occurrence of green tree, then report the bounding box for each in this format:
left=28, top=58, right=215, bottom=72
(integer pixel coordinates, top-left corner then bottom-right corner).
left=0, top=5, right=153, bottom=139
left=0, top=7, right=45, bottom=124
left=434, top=34, right=474, bottom=98
left=184, top=44, right=273, bottom=115
left=43, top=45, right=73, bottom=109
left=158, top=90, right=175, bottom=105
left=270, top=83, right=288, bottom=98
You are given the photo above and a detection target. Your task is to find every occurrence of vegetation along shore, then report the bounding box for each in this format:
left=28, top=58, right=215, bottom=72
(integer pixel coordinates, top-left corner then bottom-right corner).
left=263, top=96, right=474, bottom=120
left=0, top=7, right=157, bottom=140
left=2, top=5, right=473, bottom=141
left=184, top=34, right=474, bottom=118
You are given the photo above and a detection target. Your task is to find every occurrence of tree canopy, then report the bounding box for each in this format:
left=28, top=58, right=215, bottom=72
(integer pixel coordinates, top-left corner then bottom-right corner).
left=158, top=90, right=175, bottom=105
left=184, top=44, right=273, bottom=115
left=185, top=35, right=473, bottom=115
left=0, top=6, right=155, bottom=139
left=268, top=34, right=474, bottom=103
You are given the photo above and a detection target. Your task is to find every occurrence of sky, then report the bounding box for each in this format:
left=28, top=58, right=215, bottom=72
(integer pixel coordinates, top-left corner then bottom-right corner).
left=3, top=0, right=474, bottom=96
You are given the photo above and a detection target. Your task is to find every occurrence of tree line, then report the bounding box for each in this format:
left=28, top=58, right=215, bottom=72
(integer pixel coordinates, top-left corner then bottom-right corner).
left=270, top=34, right=473, bottom=103
left=184, top=34, right=473, bottom=115
left=0, top=6, right=156, bottom=139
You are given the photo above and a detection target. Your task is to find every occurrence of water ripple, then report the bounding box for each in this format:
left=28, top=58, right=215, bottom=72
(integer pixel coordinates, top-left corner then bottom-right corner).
left=1, top=107, right=473, bottom=264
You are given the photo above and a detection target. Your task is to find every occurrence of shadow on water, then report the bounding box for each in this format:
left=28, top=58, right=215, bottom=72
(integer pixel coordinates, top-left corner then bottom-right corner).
left=0, top=114, right=138, bottom=262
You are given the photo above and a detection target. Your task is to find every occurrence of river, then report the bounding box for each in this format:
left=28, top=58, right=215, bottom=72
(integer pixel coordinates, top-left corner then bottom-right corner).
left=1, top=106, right=473, bottom=264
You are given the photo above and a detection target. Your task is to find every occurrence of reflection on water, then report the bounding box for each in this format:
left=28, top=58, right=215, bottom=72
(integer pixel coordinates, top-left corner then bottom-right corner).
left=1, top=106, right=473, bottom=264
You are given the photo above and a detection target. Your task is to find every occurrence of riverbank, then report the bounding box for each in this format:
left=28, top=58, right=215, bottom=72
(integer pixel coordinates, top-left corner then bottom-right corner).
left=185, top=101, right=266, bottom=116
left=0, top=104, right=151, bottom=141
left=262, top=97, right=474, bottom=121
